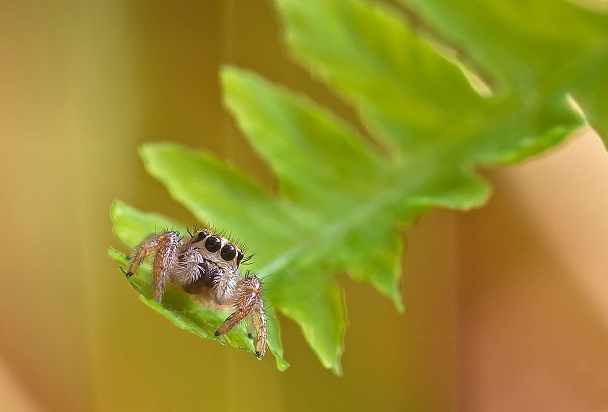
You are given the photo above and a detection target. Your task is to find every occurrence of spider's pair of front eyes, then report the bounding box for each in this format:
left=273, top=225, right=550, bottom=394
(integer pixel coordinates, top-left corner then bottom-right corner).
left=200, top=233, right=243, bottom=263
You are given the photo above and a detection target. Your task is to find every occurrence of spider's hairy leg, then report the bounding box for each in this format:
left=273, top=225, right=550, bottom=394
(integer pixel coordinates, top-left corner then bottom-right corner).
left=172, top=248, right=204, bottom=286
left=126, top=233, right=163, bottom=277
left=214, top=275, right=266, bottom=356
left=250, top=299, right=267, bottom=358
left=151, top=232, right=181, bottom=302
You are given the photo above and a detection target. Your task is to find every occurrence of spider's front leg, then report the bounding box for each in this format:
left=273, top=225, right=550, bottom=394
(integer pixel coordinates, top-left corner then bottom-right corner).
left=214, top=274, right=267, bottom=357
left=127, top=231, right=181, bottom=302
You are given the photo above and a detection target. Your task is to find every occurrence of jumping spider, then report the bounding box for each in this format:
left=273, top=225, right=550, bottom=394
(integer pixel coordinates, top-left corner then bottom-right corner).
left=125, top=228, right=266, bottom=357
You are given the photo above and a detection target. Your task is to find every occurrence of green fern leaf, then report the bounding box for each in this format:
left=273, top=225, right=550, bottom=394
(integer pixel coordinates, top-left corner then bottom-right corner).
left=110, top=0, right=607, bottom=374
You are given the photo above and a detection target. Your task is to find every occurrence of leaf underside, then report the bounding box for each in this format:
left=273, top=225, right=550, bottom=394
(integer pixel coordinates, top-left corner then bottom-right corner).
left=110, top=0, right=607, bottom=374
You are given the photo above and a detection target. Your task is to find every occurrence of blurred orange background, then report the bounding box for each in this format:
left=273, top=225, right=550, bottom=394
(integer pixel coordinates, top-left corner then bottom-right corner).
left=1, top=1, right=608, bottom=410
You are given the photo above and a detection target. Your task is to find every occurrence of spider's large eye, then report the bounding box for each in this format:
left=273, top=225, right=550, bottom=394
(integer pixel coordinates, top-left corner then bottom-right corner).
left=205, top=235, right=221, bottom=252
left=220, top=243, right=237, bottom=261
left=195, top=229, right=209, bottom=242
left=236, top=249, right=244, bottom=265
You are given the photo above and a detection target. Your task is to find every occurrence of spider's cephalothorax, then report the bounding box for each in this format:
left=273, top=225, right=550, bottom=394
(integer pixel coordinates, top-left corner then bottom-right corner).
left=125, top=229, right=266, bottom=357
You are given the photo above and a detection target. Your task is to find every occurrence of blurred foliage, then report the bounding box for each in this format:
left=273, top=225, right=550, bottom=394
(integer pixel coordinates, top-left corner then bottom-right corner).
left=110, top=0, right=607, bottom=373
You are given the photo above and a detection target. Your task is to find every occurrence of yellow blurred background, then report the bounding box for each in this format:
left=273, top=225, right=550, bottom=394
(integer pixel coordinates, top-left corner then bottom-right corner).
left=1, top=1, right=608, bottom=410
